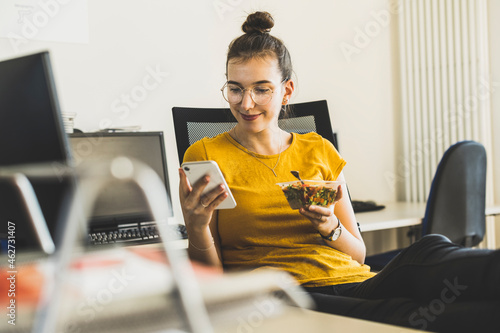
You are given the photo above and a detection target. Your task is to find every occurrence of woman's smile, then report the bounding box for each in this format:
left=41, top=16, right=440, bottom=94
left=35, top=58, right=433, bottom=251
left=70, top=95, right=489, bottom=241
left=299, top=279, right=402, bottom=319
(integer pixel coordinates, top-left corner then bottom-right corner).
left=239, top=113, right=261, bottom=121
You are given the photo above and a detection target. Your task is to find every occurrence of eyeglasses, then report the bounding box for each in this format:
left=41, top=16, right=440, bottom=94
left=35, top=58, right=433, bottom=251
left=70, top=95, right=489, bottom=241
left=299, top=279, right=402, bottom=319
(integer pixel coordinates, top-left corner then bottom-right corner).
left=221, top=79, right=288, bottom=106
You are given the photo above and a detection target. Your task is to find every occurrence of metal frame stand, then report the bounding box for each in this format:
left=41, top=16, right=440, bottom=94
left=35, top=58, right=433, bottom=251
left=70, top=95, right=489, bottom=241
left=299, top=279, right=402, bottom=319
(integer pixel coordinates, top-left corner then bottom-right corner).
left=2, top=158, right=214, bottom=333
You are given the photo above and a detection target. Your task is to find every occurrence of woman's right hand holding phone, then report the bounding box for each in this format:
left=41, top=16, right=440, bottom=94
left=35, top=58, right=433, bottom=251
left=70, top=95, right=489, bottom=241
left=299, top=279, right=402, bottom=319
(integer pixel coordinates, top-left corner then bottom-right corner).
left=178, top=168, right=228, bottom=230
left=179, top=168, right=227, bottom=268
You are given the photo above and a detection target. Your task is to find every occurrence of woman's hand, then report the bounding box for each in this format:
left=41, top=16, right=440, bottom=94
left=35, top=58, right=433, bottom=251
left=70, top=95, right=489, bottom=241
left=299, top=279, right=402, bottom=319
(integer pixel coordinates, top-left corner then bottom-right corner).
left=299, top=185, right=343, bottom=236
left=178, top=168, right=229, bottom=231
left=179, top=167, right=225, bottom=268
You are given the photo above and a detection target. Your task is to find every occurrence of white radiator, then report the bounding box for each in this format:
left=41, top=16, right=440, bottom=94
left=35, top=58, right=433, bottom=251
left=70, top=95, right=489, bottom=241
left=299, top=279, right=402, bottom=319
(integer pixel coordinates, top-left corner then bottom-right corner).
left=396, top=0, right=494, bottom=205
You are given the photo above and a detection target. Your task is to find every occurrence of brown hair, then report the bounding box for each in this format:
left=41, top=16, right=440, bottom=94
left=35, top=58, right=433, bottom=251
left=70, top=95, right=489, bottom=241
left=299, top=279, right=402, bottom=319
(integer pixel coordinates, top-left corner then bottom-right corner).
left=226, top=11, right=293, bottom=82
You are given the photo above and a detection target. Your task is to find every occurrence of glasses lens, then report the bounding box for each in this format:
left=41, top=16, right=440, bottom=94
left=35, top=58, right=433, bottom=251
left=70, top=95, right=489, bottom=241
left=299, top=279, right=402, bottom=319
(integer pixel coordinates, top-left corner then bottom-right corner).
left=223, top=84, right=243, bottom=104
left=251, top=87, right=273, bottom=105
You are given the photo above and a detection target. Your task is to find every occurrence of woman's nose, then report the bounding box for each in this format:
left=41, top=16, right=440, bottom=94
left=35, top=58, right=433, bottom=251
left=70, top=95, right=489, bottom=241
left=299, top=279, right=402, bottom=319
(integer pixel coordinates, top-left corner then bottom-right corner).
left=240, top=90, right=255, bottom=109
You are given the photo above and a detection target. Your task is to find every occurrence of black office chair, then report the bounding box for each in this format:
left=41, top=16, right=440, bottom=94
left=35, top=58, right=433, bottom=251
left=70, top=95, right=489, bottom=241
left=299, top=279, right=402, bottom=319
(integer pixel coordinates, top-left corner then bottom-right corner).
left=172, top=100, right=338, bottom=164
left=365, top=140, right=487, bottom=271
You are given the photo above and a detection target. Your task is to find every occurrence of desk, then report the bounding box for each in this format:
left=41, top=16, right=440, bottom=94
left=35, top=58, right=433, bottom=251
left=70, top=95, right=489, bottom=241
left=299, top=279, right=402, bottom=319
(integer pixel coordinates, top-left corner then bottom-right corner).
left=486, top=204, right=500, bottom=216
left=357, top=201, right=500, bottom=233
left=357, top=202, right=426, bottom=232
left=358, top=202, right=500, bottom=251
left=216, top=307, right=422, bottom=333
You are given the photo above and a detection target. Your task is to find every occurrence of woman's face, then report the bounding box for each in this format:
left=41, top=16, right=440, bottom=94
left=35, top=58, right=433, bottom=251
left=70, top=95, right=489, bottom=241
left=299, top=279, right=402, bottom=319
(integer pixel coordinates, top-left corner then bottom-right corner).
left=226, top=55, right=293, bottom=134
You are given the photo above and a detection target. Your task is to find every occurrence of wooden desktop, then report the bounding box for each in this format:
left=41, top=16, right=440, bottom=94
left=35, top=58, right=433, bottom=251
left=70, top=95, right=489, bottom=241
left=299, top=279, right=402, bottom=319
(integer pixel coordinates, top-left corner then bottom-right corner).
left=358, top=201, right=500, bottom=233
left=358, top=201, right=500, bottom=254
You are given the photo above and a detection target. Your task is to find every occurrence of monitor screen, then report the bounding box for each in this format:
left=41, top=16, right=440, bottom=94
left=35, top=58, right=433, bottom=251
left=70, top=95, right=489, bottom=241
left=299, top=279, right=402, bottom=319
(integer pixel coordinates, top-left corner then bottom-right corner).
left=0, top=51, right=70, bottom=166
left=69, top=132, right=173, bottom=227
left=0, top=51, right=73, bottom=252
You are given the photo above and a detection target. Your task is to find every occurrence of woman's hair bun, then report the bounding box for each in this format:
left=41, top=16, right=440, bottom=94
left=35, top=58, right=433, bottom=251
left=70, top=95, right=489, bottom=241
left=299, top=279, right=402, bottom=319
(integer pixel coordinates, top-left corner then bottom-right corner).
left=242, top=11, right=274, bottom=34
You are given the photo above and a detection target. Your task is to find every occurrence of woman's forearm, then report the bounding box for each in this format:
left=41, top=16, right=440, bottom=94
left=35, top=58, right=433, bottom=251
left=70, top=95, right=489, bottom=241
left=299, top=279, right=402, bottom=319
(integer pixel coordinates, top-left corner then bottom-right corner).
left=321, top=220, right=366, bottom=264
left=186, top=224, right=223, bottom=268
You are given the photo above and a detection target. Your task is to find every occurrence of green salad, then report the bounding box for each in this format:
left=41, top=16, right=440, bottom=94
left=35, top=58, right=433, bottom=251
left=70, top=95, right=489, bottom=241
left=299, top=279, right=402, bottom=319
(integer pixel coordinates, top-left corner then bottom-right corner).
left=282, top=183, right=338, bottom=209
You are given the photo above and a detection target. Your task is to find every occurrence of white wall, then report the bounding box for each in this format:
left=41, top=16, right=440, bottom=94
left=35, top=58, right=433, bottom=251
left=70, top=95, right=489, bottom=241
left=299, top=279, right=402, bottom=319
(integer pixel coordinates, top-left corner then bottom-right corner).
left=0, top=0, right=410, bottom=221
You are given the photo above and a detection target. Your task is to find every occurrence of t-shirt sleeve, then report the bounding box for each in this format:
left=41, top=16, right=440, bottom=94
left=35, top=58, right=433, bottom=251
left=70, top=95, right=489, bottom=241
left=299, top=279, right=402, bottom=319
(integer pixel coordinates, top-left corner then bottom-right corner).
left=182, top=139, right=208, bottom=163
left=323, top=138, right=346, bottom=181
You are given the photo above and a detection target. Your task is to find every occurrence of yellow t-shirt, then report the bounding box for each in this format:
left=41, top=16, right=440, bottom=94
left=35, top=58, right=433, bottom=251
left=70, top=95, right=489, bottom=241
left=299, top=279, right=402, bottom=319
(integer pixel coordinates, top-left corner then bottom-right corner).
left=183, top=132, right=375, bottom=287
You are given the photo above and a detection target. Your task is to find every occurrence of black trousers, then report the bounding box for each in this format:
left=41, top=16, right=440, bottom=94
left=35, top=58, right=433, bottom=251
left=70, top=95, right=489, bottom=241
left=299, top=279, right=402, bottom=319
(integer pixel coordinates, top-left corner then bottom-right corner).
left=303, top=234, right=500, bottom=332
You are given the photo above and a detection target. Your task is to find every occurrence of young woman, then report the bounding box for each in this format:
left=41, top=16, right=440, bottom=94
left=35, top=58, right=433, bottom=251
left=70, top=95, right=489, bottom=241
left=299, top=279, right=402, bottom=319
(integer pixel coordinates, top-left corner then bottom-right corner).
left=178, top=11, right=500, bottom=332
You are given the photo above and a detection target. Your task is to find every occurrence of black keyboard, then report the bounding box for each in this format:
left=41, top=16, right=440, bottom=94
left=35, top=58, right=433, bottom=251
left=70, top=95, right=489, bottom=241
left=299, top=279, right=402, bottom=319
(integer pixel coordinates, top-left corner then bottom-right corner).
left=88, top=224, right=187, bottom=246
left=351, top=200, right=385, bottom=213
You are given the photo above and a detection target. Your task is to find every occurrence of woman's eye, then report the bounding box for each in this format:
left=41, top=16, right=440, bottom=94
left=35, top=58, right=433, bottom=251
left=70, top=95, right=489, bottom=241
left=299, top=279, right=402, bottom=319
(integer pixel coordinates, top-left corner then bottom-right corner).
left=254, top=87, right=271, bottom=94
left=229, top=87, right=242, bottom=94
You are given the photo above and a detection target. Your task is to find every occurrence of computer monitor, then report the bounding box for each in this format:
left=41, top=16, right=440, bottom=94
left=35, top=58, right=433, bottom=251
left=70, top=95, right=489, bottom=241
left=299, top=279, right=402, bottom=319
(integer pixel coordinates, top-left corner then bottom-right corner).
left=0, top=52, right=71, bottom=165
left=0, top=51, right=74, bottom=251
left=68, top=132, right=173, bottom=229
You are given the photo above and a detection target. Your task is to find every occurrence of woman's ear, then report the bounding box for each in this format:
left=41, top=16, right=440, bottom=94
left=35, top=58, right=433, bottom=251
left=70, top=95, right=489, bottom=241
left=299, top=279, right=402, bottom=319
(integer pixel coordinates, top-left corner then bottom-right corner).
left=282, top=79, right=295, bottom=105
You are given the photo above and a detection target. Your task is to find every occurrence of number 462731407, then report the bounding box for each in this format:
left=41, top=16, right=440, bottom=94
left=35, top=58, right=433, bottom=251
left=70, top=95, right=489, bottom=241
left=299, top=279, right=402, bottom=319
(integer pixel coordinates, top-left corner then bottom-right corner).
left=7, top=221, right=15, bottom=268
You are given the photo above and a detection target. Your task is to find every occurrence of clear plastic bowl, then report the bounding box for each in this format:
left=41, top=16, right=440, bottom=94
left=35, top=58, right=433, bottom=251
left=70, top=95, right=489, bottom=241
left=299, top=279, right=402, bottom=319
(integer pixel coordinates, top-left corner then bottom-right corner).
left=277, top=180, right=344, bottom=210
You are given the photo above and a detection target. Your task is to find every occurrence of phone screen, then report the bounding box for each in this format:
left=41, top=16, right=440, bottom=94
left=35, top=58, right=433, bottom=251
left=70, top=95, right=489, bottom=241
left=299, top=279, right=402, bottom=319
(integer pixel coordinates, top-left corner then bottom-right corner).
left=181, top=160, right=237, bottom=209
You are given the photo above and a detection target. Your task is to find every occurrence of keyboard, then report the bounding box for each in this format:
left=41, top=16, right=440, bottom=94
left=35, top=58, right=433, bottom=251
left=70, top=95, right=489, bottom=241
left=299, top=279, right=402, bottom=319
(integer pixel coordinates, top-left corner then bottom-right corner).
left=351, top=200, right=385, bottom=213
left=88, top=223, right=188, bottom=246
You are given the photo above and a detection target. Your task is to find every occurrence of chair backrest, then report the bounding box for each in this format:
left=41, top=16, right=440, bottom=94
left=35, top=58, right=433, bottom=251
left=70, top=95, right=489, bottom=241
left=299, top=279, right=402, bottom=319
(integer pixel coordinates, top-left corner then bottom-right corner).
left=172, top=100, right=338, bottom=164
left=422, top=140, right=487, bottom=247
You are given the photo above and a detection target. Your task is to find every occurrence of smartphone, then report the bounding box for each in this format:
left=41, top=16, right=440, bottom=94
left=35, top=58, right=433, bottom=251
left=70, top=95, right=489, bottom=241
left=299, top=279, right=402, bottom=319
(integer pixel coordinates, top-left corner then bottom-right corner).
left=181, top=160, right=237, bottom=209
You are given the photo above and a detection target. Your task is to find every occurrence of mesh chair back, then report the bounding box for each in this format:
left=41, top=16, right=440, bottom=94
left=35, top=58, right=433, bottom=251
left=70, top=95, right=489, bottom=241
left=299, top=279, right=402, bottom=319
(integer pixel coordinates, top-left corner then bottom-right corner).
left=172, top=100, right=337, bottom=164
left=422, top=140, right=487, bottom=247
